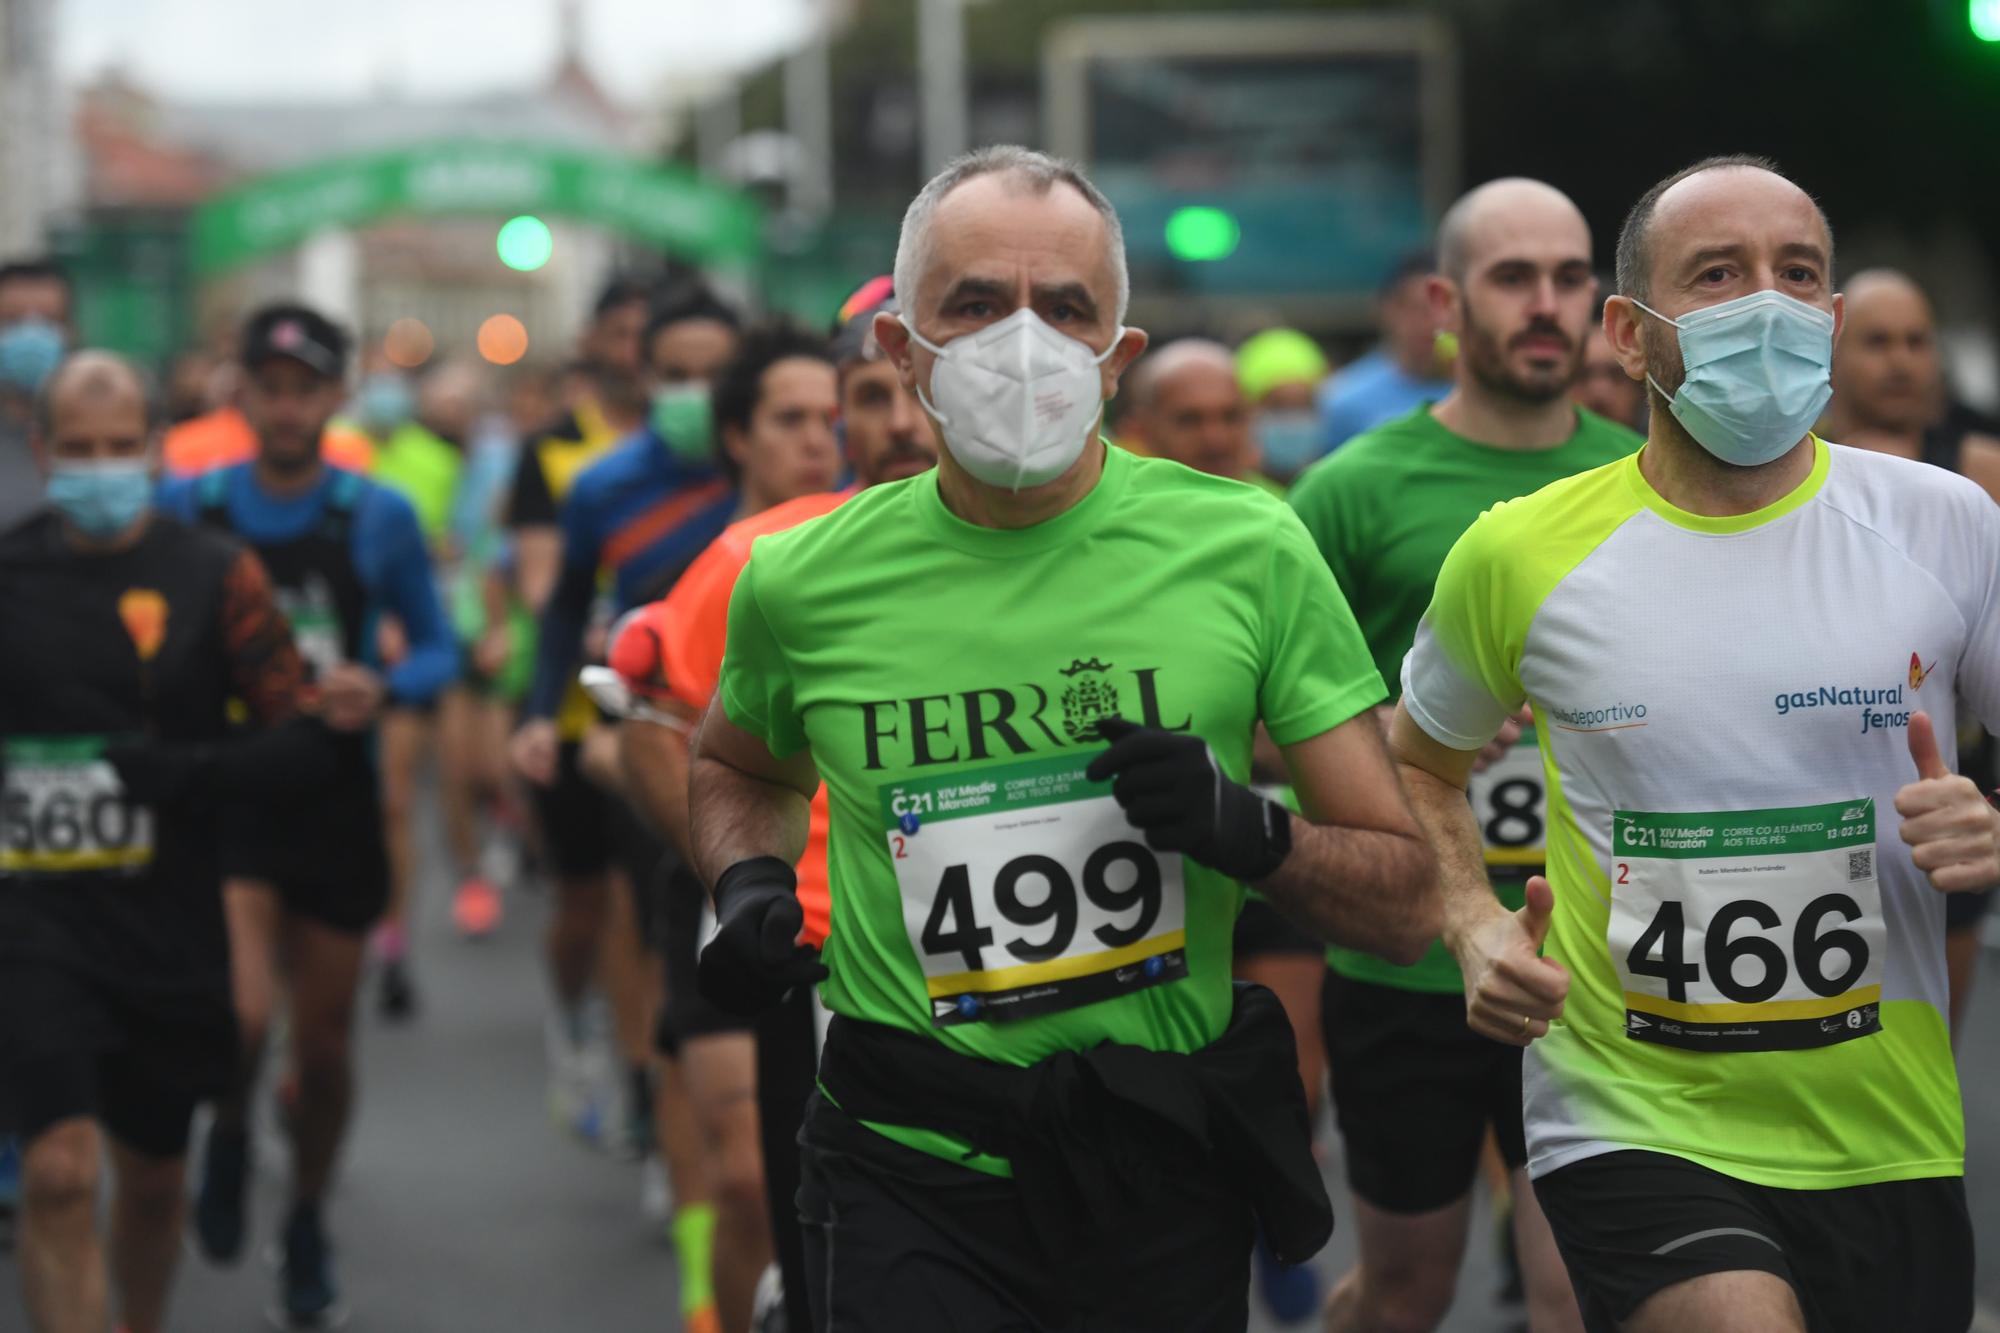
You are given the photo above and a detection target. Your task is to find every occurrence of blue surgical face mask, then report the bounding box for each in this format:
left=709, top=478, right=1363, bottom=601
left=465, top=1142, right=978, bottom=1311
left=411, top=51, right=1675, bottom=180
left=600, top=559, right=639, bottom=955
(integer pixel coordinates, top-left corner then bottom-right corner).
left=47, top=459, right=153, bottom=539
left=1254, top=411, right=1324, bottom=480
left=0, top=318, right=64, bottom=394
left=1632, top=290, right=1834, bottom=468
left=353, top=373, right=414, bottom=435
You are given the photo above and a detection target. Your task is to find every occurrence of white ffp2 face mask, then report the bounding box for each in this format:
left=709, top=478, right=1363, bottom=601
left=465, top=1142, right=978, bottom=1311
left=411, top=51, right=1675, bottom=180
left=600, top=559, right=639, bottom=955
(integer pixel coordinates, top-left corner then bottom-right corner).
left=903, top=309, right=1122, bottom=492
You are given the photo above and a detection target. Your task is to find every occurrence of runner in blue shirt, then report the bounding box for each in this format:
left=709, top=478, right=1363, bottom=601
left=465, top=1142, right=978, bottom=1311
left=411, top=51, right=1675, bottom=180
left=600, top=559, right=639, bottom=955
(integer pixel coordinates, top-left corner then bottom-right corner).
left=156, top=302, right=453, bottom=1330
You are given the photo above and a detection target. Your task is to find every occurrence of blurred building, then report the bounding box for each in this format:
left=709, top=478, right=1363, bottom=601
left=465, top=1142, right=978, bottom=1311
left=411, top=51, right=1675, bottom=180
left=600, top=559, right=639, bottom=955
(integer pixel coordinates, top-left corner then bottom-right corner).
left=695, top=0, right=1438, bottom=339
left=63, top=0, right=642, bottom=370
left=0, top=0, right=81, bottom=256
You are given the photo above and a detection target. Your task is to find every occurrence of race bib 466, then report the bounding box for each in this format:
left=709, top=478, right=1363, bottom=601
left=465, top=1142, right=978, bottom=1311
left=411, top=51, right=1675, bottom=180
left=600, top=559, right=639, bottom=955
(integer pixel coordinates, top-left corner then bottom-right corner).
left=1608, top=799, right=1882, bottom=1052
left=884, top=753, right=1188, bottom=1028
left=1, top=735, right=156, bottom=878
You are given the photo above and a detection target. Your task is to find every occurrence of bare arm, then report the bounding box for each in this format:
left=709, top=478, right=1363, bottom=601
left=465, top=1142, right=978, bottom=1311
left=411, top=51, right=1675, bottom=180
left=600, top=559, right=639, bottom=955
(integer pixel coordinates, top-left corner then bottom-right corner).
left=1256, top=712, right=1438, bottom=964
left=1389, top=701, right=1568, bottom=1045
left=621, top=707, right=698, bottom=861
left=687, top=694, right=819, bottom=892
left=513, top=525, right=562, bottom=614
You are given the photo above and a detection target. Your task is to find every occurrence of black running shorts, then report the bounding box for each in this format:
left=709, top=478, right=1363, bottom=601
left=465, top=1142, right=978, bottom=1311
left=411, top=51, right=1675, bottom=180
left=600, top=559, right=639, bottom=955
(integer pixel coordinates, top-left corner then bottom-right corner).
left=655, top=859, right=753, bottom=1054
left=1534, top=1148, right=1973, bottom=1333
left=529, top=742, right=618, bottom=880
left=1320, top=971, right=1526, bottom=1213
left=797, top=1093, right=1254, bottom=1333
left=0, top=961, right=235, bottom=1158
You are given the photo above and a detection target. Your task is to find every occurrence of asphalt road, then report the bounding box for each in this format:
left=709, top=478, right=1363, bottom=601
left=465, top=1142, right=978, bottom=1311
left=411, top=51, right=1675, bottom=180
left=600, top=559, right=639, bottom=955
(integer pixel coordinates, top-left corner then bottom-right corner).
left=3, top=843, right=1998, bottom=1332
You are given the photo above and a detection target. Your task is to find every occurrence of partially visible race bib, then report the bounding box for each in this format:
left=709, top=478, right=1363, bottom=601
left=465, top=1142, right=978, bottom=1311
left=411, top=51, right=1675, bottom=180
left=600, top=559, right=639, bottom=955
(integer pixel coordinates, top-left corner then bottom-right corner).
left=0, top=735, right=156, bottom=878
left=884, top=753, right=1188, bottom=1028
left=1469, top=731, right=1546, bottom=871
left=276, top=581, right=345, bottom=681
left=1608, top=798, right=1883, bottom=1052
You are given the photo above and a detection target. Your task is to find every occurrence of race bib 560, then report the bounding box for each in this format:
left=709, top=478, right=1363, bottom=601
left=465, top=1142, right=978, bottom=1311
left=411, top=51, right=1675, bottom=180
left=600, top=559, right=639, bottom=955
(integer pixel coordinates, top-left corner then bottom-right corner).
left=1, top=735, right=156, bottom=878
left=1608, top=798, right=1882, bottom=1052
left=884, top=753, right=1188, bottom=1028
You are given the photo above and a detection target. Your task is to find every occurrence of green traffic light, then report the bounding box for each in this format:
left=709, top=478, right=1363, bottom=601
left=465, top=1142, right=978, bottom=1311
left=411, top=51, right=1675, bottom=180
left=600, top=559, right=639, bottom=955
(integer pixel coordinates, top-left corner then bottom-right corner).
left=497, top=215, right=554, bottom=271
left=1974, top=0, right=2000, bottom=41
left=1165, top=206, right=1241, bottom=263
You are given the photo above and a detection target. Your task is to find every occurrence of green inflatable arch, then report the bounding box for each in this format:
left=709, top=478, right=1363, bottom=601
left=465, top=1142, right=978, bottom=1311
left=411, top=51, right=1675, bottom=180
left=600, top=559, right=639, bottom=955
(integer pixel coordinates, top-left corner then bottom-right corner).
left=190, top=141, right=761, bottom=274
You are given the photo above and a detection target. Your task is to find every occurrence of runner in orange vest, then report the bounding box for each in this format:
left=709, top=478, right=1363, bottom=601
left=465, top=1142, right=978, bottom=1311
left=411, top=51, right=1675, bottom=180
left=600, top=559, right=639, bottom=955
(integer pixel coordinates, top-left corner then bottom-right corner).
left=609, top=276, right=935, bottom=1333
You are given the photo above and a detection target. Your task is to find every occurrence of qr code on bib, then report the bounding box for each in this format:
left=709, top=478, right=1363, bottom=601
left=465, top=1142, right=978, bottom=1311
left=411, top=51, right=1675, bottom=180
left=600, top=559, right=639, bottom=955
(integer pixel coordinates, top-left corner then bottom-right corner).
left=1848, top=849, right=1873, bottom=882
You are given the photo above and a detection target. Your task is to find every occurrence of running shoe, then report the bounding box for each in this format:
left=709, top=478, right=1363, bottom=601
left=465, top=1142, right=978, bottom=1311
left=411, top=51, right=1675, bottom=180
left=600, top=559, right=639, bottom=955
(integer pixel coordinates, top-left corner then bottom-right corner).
left=451, top=876, right=503, bottom=938
left=545, top=1011, right=611, bottom=1149
left=194, top=1123, right=251, bottom=1264
left=273, top=1203, right=348, bottom=1329
left=641, top=1155, right=674, bottom=1235
left=750, top=1263, right=788, bottom=1333
left=1252, top=1227, right=1323, bottom=1325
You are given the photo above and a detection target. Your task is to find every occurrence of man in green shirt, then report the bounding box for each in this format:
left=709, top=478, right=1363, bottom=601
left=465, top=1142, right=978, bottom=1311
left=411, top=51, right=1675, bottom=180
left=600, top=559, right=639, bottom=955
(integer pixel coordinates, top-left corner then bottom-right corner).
left=686, top=145, right=1438, bottom=1331
left=1290, top=177, right=1637, bottom=1333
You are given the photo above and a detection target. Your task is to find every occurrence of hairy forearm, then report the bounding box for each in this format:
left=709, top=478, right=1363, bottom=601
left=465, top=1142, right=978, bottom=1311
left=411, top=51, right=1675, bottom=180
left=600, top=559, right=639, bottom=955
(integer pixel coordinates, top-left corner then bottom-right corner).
left=1256, top=818, right=1438, bottom=964
left=1398, top=760, right=1509, bottom=956
left=688, top=754, right=810, bottom=891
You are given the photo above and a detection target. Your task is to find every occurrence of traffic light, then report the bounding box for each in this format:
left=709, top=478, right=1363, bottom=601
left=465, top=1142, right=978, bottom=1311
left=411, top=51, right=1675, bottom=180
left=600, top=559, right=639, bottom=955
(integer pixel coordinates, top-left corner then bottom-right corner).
left=496, top=215, right=554, bottom=272
left=1974, top=0, right=2000, bottom=40
left=1164, top=206, right=1240, bottom=263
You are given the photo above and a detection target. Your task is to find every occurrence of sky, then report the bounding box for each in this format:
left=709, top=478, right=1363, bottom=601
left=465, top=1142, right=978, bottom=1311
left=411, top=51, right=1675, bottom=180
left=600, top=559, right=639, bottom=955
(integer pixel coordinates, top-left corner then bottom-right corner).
left=59, top=0, right=814, bottom=103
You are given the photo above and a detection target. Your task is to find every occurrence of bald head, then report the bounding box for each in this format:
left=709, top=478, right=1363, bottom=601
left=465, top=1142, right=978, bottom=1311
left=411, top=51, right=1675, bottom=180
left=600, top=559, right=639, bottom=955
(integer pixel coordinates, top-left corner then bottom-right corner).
left=37, top=351, right=151, bottom=438
left=34, top=350, right=156, bottom=468
left=1615, top=155, right=1834, bottom=303
left=1831, top=268, right=1940, bottom=434
left=1128, top=339, right=1237, bottom=414
left=1128, top=338, right=1251, bottom=478
left=1432, top=178, right=1596, bottom=406
left=1437, top=178, right=1589, bottom=285
left=1845, top=269, right=1932, bottom=320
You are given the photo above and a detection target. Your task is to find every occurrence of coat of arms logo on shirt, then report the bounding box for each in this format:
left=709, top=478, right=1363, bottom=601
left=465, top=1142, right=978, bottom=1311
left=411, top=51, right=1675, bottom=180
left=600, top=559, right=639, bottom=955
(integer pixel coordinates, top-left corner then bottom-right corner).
left=1059, top=657, right=1120, bottom=742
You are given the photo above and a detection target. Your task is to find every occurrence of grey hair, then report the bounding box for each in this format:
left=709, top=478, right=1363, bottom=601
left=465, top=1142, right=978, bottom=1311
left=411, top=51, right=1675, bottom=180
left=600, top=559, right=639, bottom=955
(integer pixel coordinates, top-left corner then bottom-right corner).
left=893, top=145, right=1130, bottom=327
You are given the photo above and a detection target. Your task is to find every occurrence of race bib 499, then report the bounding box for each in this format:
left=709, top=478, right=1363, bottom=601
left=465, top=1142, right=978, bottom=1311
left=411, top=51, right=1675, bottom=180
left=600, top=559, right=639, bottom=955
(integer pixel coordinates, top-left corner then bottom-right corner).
left=884, top=754, right=1188, bottom=1028
left=1608, top=799, right=1883, bottom=1053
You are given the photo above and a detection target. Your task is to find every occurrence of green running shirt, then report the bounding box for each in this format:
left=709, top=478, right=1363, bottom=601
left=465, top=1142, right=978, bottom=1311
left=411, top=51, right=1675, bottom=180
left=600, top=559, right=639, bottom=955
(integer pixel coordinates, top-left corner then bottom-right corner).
left=717, top=445, right=1385, bottom=1168
left=1290, top=405, right=1639, bottom=992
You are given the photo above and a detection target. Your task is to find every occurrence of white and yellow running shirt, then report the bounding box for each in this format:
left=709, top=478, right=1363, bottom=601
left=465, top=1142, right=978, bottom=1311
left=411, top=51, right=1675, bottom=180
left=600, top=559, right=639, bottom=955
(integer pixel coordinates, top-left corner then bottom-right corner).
left=1403, top=438, right=2000, bottom=1190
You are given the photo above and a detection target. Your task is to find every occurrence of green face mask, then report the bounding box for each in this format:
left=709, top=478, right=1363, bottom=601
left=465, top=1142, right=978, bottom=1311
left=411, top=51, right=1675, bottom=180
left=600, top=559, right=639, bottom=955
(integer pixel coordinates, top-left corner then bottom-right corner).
left=651, top=385, right=715, bottom=468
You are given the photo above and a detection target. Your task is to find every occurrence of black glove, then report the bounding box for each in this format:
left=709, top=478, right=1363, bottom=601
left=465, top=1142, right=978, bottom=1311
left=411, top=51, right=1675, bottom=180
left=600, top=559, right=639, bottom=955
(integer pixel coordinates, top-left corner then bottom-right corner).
left=1084, top=717, right=1292, bottom=882
left=697, top=856, right=829, bottom=1017
left=104, top=742, right=220, bottom=811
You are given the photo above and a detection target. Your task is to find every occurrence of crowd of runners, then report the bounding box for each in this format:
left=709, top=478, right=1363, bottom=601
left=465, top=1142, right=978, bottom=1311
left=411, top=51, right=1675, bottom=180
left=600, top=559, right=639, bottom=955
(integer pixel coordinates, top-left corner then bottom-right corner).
left=1, top=144, right=1997, bottom=1333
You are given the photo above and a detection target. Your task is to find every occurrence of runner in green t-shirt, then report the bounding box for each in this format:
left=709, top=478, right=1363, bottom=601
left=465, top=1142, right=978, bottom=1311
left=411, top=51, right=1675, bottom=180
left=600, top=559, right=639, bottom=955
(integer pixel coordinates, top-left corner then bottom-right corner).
left=1289, top=178, right=1634, bottom=1333
left=686, top=146, right=1438, bottom=1332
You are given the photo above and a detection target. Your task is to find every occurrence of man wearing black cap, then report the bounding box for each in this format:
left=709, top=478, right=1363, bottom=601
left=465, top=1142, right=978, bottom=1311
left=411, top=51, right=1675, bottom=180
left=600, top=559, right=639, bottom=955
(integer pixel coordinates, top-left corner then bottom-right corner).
left=156, top=302, right=457, bottom=1329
